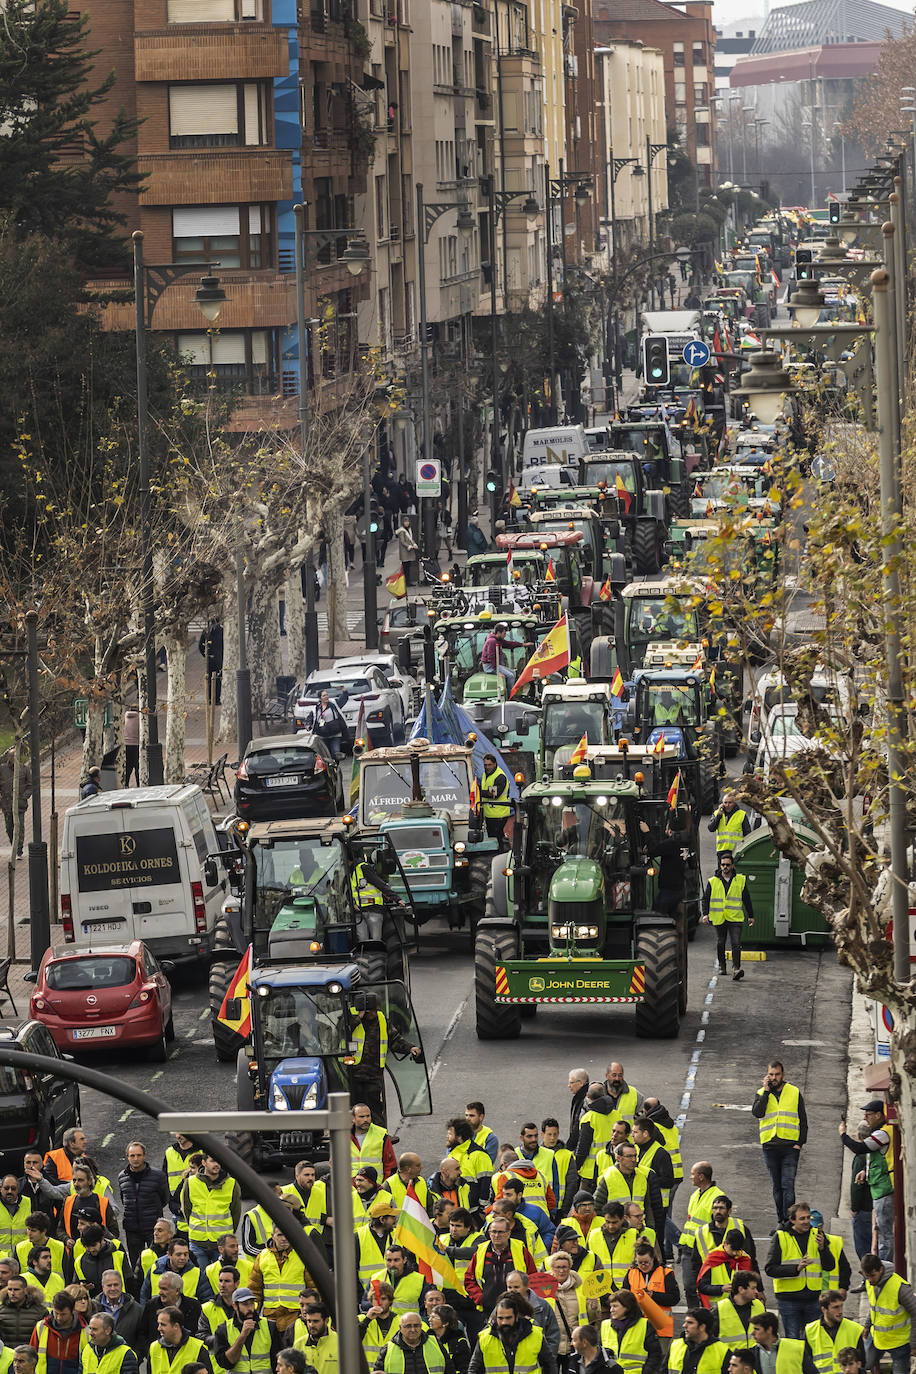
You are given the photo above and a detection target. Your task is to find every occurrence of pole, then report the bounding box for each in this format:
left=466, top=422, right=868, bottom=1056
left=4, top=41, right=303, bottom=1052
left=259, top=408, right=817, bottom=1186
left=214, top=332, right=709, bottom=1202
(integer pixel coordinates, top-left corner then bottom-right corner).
left=363, top=448, right=378, bottom=650
left=609, top=159, right=620, bottom=401
left=235, top=546, right=252, bottom=756
left=891, top=185, right=907, bottom=405
left=327, top=1091, right=361, bottom=1374
left=808, top=65, right=816, bottom=208
left=544, top=163, right=556, bottom=423
left=456, top=381, right=467, bottom=546
left=25, top=612, right=49, bottom=974
left=132, top=233, right=164, bottom=786
left=646, top=136, right=655, bottom=308
left=883, top=222, right=901, bottom=459
left=488, top=177, right=502, bottom=471
left=871, top=265, right=909, bottom=987
left=416, top=183, right=437, bottom=559
left=294, top=206, right=320, bottom=678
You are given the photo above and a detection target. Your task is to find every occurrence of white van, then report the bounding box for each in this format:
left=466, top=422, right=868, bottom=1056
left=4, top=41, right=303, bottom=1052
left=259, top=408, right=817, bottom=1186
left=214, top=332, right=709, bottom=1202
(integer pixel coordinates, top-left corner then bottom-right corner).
left=521, top=425, right=589, bottom=467
left=59, top=785, right=228, bottom=962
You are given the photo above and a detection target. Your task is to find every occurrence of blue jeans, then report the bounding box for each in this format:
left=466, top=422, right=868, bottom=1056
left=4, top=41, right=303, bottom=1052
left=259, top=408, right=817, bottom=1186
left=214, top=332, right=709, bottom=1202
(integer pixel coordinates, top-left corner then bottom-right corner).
left=189, top=1240, right=220, bottom=1269
left=852, top=1209, right=873, bottom=1259
left=865, top=1340, right=910, bottom=1374
left=764, top=1146, right=799, bottom=1221
left=778, top=1298, right=820, bottom=1339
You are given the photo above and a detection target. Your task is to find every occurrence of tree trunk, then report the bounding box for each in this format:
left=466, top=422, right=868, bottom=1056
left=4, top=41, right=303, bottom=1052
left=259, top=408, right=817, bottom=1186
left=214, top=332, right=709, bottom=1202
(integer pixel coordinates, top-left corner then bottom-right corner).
left=888, top=1021, right=916, bottom=1285
left=83, top=701, right=105, bottom=777
left=217, top=573, right=239, bottom=745
left=164, top=631, right=187, bottom=784
left=248, top=575, right=281, bottom=713
left=107, top=678, right=125, bottom=786
left=286, top=571, right=305, bottom=683
left=325, top=506, right=348, bottom=645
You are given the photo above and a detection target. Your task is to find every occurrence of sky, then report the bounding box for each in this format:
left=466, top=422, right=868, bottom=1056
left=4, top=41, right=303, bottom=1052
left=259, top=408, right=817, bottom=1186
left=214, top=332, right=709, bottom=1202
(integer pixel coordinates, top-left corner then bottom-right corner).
left=713, top=0, right=915, bottom=28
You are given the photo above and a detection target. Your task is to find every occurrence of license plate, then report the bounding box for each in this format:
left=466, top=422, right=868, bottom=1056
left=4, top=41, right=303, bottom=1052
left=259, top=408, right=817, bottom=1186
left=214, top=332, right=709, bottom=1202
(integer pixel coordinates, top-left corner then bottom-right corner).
left=72, top=1026, right=117, bottom=1039
left=82, top=920, right=124, bottom=933
left=266, top=776, right=300, bottom=787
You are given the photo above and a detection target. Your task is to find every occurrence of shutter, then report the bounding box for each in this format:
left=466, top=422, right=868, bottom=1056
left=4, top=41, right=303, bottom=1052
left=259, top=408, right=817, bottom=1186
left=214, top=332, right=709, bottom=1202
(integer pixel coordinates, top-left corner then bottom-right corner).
left=211, top=334, right=246, bottom=365
left=249, top=205, right=263, bottom=234
left=251, top=331, right=267, bottom=364
left=173, top=206, right=240, bottom=237
left=177, top=334, right=210, bottom=366
left=169, top=85, right=239, bottom=135
left=168, top=0, right=235, bottom=20
left=243, top=84, right=261, bottom=143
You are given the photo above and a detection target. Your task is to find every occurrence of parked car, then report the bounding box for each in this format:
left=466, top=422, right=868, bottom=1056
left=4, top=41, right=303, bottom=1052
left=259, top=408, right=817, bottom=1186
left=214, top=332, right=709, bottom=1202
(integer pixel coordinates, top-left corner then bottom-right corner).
left=293, top=667, right=405, bottom=746
left=0, top=1022, right=81, bottom=1167
left=332, top=654, right=420, bottom=720
left=757, top=701, right=843, bottom=783
left=234, top=733, right=343, bottom=820
left=28, top=943, right=174, bottom=1061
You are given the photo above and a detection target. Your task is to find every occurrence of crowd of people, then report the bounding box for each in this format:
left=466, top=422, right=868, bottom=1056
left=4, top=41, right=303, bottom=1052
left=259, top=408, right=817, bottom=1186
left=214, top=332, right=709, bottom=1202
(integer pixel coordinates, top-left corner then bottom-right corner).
left=0, top=1060, right=904, bottom=1374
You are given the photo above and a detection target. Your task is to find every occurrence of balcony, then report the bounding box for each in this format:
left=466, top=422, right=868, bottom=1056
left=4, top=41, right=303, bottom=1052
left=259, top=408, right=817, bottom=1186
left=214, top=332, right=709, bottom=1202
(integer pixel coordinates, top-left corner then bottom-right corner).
left=135, top=25, right=288, bottom=82
left=139, top=148, right=292, bottom=206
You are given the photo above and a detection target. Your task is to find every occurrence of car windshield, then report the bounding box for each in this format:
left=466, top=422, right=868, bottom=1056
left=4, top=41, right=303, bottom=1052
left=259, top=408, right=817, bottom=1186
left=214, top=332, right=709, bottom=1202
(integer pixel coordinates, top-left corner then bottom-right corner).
left=583, top=458, right=638, bottom=489
left=628, top=598, right=698, bottom=642
left=46, top=956, right=136, bottom=990
left=543, top=701, right=607, bottom=749
left=306, top=678, right=370, bottom=696
left=531, top=796, right=631, bottom=864
left=258, top=986, right=351, bottom=1063
left=446, top=627, right=531, bottom=679
left=246, top=747, right=316, bottom=772
left=251, top=838, right=349, bottom=955
left=646, top=684, right=700, bottom=727
left=696, top=472, right=752, bottom=502
left=468, top=558, right=542, bottom=587
left=361, top=759, right=469, bottom=824
left=770, top=710, right=803, bottom=739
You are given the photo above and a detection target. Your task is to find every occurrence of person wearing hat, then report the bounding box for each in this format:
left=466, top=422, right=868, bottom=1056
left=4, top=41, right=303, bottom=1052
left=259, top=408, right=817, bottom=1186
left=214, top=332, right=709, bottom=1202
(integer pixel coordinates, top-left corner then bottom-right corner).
left=212, top=1286, right=282, bottom=1374
left=347, top=993, right=422, bottom=1130
left=351, top=1105, right=397, bottom=1182
left=353, top=1168, right=382, bottom=1227
left=563, top=1194, right=600, bottom=1247
left=837, top=1104, right=895, bottom=1263
left=480, top=753, right=512, bottom=851
left=357, top=1203, right=400, bottom=1294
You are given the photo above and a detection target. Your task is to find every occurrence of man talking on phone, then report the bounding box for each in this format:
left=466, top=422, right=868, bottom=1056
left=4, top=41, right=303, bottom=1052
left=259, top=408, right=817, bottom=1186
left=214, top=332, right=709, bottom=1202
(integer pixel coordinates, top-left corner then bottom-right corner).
left=751, top=1061, right=807, bottom=1223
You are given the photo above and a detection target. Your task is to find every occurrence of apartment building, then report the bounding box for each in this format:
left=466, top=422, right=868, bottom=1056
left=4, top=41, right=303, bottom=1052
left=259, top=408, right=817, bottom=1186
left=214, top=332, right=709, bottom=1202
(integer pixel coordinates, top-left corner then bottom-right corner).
left=595, top=40, right=669, bottom=252
left=565, top=0, right=600, bottom=266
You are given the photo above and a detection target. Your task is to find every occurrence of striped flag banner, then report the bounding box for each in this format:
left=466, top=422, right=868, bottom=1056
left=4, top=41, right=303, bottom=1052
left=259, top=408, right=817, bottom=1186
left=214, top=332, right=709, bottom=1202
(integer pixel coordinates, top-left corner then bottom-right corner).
left=394, top=1183, right=462, bottom=1288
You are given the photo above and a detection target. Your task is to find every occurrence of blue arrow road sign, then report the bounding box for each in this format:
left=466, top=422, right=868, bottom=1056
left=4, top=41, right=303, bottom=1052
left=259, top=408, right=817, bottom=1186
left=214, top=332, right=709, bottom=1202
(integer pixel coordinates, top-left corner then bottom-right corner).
left=682, top=339, right=711, bottom=367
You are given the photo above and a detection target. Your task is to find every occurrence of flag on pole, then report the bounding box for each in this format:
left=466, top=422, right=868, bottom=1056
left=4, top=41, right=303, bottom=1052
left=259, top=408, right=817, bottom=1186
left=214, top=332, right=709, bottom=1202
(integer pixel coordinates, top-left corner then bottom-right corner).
left=545, top=557, right=556, bottom=582
left=713, top=326, right=722, bottom=355
left=510, top=613, right=570, bottom=698
left=709, top=665, right=717, bottom=694
left=570, top=733, right=589, bottom=765
left=506, top=545, right=513, bottom=572
left=652, top=732, right=666, bottom=755
left=685, top=396, right=698, bottom=422
left=394, top=1183, right=462, bottom=1288
left=762, top=458, right=773, bottom=475
left=693, top=480, right=703, bottom=498
left=217, top=947, right=252, bottom=1038
left=469, top=775, right=480, bottom=814
left=386, top=568, right=406, bottom=599
left=763, top=528, right=772, bottom=546
left=615, top=473, right=632, bottom=514
left=666, top=771, right=681, bottom=811
left=610, top=667, right=624, bottom=697
left=599, top=577, right=612, bottom=602
left=509, top=483, right=521, bottom=508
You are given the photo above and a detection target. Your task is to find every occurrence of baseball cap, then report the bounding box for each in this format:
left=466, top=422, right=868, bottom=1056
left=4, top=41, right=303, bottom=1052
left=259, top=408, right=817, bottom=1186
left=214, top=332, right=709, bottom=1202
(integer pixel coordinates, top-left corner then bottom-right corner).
left=369, top=1200, right=399, bottom=1219
left=862, top=1100, right=885, bottom=1113
left=233, top=1288, right=256, bottom=1303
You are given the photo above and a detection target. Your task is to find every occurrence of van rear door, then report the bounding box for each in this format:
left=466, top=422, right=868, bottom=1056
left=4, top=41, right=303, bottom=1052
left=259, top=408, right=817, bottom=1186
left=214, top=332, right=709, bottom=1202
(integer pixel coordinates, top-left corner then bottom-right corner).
left=74, top=810, right=189, bottom=947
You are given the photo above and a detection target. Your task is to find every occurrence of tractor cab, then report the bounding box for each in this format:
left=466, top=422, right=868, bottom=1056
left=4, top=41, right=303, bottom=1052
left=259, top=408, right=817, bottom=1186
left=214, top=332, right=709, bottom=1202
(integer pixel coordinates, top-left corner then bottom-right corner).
left=496, top=531, right=586, bottom=605
left=539, top=681, right=614, bottom=775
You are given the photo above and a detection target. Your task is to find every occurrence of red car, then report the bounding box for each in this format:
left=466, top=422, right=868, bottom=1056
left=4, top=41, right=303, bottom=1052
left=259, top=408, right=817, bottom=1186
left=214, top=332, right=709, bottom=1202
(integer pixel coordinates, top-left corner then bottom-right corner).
left=29, top=943, right=174, bottom=1061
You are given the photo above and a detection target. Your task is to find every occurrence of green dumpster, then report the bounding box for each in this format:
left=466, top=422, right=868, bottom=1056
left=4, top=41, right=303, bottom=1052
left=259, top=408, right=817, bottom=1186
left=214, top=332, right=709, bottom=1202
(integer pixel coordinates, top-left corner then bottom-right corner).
left=734, top=802, right=831, bottom=949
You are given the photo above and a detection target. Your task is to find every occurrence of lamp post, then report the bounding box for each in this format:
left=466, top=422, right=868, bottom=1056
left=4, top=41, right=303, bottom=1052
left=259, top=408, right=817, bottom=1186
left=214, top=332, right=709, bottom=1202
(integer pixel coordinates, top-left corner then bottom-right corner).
left=362, top=446, right=377, bottom=651
left=488, top=181, right=539, bottom=476
left=132, top=233, right=226, bottom=785
left=25, top=613, right=49, bottom=974
left=606, top=152, right=640, bottom=403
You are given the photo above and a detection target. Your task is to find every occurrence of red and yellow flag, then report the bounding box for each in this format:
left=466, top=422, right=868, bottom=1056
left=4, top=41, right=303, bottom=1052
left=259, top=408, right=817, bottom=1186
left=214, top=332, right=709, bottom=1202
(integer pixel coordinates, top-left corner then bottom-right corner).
left=386, top=568, right=406, bottom=599
left=610, top=667, right=624, bottom=697
left=666, top=771, right=681, bottom=811
left=509, top=482, right=521, bottom=508
left=693, top=481, right=703, bottom=498
left=469, top=776, right=480, bottom=813
left=692, top=653, right=703, bottom=670
left=709, top=665, right=716, bottom=694
left=615, top=473, right=632, bottom=515
left=506, top=545, right=513, bottom=571
left=510, top=613, right=570, bottom=698
left=217, top=946, right=252, bottom=1038
left=545, top=557, right=556, bottom=582
left=599, top=577, right=612, bottom=602
left=570, top=733, right=588, bottom=765
left=652, top=732, right=666, bottom=755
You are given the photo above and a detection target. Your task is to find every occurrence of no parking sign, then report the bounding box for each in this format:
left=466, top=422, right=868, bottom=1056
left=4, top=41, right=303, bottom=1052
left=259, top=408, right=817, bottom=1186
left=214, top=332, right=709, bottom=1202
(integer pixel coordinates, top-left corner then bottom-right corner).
left=416, top=459, right=441, bottom=496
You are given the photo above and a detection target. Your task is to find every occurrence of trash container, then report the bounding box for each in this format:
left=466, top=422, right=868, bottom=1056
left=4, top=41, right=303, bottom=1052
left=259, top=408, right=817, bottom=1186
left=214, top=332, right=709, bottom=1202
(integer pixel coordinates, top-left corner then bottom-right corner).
left=734, top=807, right=830, bottom=949
left=100, top=746, right=118, bottom=792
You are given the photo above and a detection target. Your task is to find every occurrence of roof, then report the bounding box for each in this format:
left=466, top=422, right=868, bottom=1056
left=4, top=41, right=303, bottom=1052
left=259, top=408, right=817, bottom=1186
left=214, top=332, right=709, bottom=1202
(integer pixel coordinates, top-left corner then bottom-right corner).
left=247, top=817, right=349, bottom=840
left=73, top=785, right=199, bottom=810
left=731, top=41, right=885, bottom=85
left=497, top=531, right=584, bottom=549
left=247, top=734, right=318, bottom=751
left=748, top=0, right=909, bottom=52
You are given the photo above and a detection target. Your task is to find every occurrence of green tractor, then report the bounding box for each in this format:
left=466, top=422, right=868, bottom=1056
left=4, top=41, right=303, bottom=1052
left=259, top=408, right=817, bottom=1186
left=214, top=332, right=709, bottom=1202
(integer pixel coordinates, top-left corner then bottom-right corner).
left=538, top=680, right=615, bottom=775
left=474, top=754, right=688, bottom=1041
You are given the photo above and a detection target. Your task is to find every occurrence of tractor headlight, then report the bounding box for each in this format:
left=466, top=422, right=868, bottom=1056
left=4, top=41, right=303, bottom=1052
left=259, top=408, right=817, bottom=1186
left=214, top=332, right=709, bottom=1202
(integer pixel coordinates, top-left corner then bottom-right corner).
left=551, top=924, right=570, bottom=939
left=576, top=924, right=600, bottom=940
left=303, top=1082, right=319, bottom=1109
left=271, top=1082, right=290, bottom=1111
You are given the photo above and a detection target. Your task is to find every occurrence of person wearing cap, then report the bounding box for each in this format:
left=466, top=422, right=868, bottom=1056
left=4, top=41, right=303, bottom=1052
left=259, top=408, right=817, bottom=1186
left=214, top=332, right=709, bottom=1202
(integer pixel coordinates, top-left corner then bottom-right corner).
left=837, top=1105, right=895, bottom=1263
left=480, top=754, right=511, bottom=851
left=357, top=1203, right=400, bottom=1294
left=751, top=1061, right=807, bottom=1223
left=212, top=1286, right=282, bottom=1374
left=563, top=1195, right=600, bottom=1247
left=351, top=1106, right=397, bottom=1182
left=347, top=994, right=422, bottom=1130
left=353, top=1169, right=382, bottom=1227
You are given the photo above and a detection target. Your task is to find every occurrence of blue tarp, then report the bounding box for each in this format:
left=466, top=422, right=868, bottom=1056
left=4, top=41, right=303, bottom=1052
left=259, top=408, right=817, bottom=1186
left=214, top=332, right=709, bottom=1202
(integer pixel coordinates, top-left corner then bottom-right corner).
left=410, top=678, right=521, bottom=801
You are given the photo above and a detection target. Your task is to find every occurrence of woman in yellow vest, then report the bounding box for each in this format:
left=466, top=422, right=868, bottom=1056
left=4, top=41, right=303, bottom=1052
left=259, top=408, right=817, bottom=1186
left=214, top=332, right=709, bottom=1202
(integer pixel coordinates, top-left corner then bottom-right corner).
left=862, top=1254, right=915, bottom=1374
left=702, top=851, right=753, bottom=980
left=600, top=1290, right=663, bottom=1373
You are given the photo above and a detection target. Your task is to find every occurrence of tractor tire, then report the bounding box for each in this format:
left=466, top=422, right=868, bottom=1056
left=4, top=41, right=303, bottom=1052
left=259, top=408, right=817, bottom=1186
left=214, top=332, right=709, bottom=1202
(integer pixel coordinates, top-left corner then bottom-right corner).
left=519, top=1004, right=538, bottom=1019
left=634, top=925, right=682, bottom=1039
left=466, top=854, right=493, bottom=935
left=698, top=761, right=720, bottom=815
left=678, top=923, right=689, bottom=1016
left=474, top=929, right=521, bottom=1040
left=358, top=950, right=388, bottom=987
left=236, top=1049, right=256, bottom=1110
left=227, top=1131, right=257, bottom=1168
left=632, top=521, right=662, bottom=574
left=209, top=916, right=245, bottom=1064
left=669, top=482, right=690, bottom=519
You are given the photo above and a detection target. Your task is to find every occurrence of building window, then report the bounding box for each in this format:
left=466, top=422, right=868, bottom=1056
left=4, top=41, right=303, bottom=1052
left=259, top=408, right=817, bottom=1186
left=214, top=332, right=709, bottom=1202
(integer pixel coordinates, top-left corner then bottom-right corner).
left=168, top=0, right=261, bottom=19
left=172, top=204, right=272, bottom=268
left=176, top=329, right=276, bottom=394
left=695, top=123, right=711, bottom=146
left=674, top=81, right=686, bottom=105
left=375, top=175, right=387, bottom=239
left=693, top=82, right=707, bottom=105
left=168, top=82, right=269, bottom=149
left=672, top=42, right=684, bottom=66
left=692, top=42, right=706, bottom=62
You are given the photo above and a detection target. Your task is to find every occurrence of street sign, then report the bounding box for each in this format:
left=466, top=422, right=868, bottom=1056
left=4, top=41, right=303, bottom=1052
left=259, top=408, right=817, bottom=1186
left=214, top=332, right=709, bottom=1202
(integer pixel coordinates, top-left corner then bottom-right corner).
left=73, top=698, right=112, bottom=730
left=811, top=454, right=837, bottom=482
left=416, top=459, right=441, bottom=497
left=682, top=339, right=711, bottom=368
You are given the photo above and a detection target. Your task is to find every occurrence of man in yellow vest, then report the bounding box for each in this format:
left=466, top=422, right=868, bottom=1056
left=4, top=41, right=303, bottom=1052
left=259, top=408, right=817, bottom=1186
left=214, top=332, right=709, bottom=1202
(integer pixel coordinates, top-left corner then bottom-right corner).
left=752, top=1061, right=807, bottom=1224
left=587, top=1202, right=639, bottom=1289
left=696, top=1196, right=757, bottom=1270
left=212, top=1286, right=282, bottom=1374
left=248, top=1226, right=313, bottom=1331
left=764, top=1203, right=834, bottom=1339
left=472, top=1298, right=553, bottom=1373
left=860, top=1254, right=916, bottom=1374
left=750, top=1311, right=808, bottom=1374
left=198, top=1265, right=239, bottom=1342
left=804, top=1290, right=864, bottom=1374
left=679, top=1162, right=723, bottom=1308
left=603, top=1063, right=644, bottom=1122
left=293, top=1304, right=339, bottom=1374
left=445, top=1119, right=493, bottom=1189
left=702, top=850, right=754, bottom=981
left=0, top=1179, right=33, bottom=1257
left=465, top=1103, right=499, bottom=1167
left=347, top=992, right=422, bottom=1129
left=668, top=1307, right=731, bottom=1374
left=594, top=1142, right=663, bottom=1234
left=378, top=1311, right=443, bottom=1374
left=713, top=1272, right=765, bottom=1351
left=179, top=1157, right=241, bottom=1269
left=351, top=1106, right=397, bottom=1182
left=708, top=793, right=752, bottom=854
left=358, top=1282, right=399, bottom=1366
left=480, top=753, right=512, bottom=851
left=149, top=1306, right=209, bottom=1374
left=205, top=1237, right=252, bottom=1295
left=643, top=1097, right=684, bottom=1262
left=80, top=1312, right=138, bottom=1374
left=366, top=1245, right=426, bottom=1317
left=575, top=1084, right=624, bottom=1193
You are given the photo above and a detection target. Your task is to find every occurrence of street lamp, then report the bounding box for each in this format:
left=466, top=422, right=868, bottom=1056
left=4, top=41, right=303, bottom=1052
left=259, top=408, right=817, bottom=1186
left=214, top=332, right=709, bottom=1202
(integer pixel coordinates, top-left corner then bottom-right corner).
left=605, top=152, right=641, bottom=404
left=786, top=278, right=826, bottom=328
left=733, top=348, right=799, bottom=424
left=132, top=232, right=226, bottom=785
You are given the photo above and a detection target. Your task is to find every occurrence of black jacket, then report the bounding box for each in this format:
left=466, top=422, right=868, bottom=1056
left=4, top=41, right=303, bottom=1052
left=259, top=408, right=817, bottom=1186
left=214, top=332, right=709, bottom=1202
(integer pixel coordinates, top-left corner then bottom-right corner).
left=567, top=1083, right=589, bottom=1152
left=118, top=1164, right=169, bottom=1236
left=468, top=1317, right=557, bottom=1374
left=138, top=1294, right=202, bottom=1357
left=574, top=1096, right=618, bottom=1171
left=675, top=1338, right=730, bottom=1374
left=568, top=1355, right=623, bottom=1374
left=75, top=1242, right=123, bottom=1297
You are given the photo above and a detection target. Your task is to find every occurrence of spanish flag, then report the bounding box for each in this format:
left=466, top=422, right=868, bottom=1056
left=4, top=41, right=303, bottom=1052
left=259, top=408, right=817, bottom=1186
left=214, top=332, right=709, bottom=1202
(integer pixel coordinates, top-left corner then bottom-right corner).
left=709, top=665, right=716, bottom=694
left=469, top=776, right=480, bottom=814
left=692, top=653, right=703, bottom=670
left=218, top=946, right=252, bottom=1038
left=652, top=732, right=666, bottom=755
left=506, top=545, right=513, bottom=571
left=386, top=568, right=406, bottom=599
left=762, top=458, right=773, bottom=475
left=685, top=396, right=698, bottom=422
left=763, top=528, right=772, bottom=546
left=610, top=667, right=624, bottom=697
left=615, top=473, right=632, bottom=515
left=545, top=557, right=556, bottom=582
left=666, top=771, right=680, bottom=811
left=510, top=612, right=570, bottom=697
left=599, top=577, right=612, bottom=602
left=570, top=733, right=589, bottom=765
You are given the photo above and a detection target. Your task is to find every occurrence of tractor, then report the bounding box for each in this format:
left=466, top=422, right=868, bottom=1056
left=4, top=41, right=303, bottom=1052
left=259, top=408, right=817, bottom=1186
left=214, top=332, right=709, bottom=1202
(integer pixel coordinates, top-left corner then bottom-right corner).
left=627, top=667, right=722, bottom=814
left=576, top=454, right=670, bottom=572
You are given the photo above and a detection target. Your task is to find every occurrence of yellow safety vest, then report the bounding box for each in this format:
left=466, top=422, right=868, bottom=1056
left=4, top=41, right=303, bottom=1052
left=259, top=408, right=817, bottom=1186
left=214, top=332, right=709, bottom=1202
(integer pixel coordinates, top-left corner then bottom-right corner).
left=475, top=1324, right=545, bottom=1373
left=29, top=1270, right=65, bottom=1301
left=80, top=1342, right=134, bottom=1374
left=769, top=1342, right=807, bottom=1374
left=697, top=1218, right=748, bottom=1262
left=757, top=1084, right=801, bottom=1145
left=351, top=863, right=384, bottom=907
left=17, top=1235, right=66, bottom=1276
left=495, top=1166, right=549, bottom=1218
left=200, top=1299, right=234, bottom=1334
left=282, top=1180, right=329, bottom=1225
left=804, top=1317, right=865, bottom=1374
left=205, top=1254, right=253, bottom=1292
left=369, top=1267, right=424, bottom=1315
left=139, top=1247, right=165, bottom=1279
left=75, top=1249, right=125, bottom=1285
left=707, top=873, right=747, bottom=924
left=481, top=768, right=510, bottom=820
left=162, top=1146, right=194, bottom=1195
left=36, top=1318, right=87, bottom=1373
left=243, top=1205, right=273, bottom=1251
left=657, top=1122, right=683, bottom=1183
left=294, top=1330, right=339, bottom=1374
left=448, top=1138, right=492, bottom=1182
left=361, top=1313, right=399, bottom=1363
left=667, top=1338, right=733, bottom=1374
left=186, top=1175, right=235, bottom=1243
left=772, top=1229, right=823, bottom=1296
left=715, top=1297, right=764, bottom=1349
left=351, top=1012, right=389, bottom=1069
left=351, top=1125, right=389, bottom=1175
left=607, top=1087, right=640, bottom=1123
left=383, top=1175, right=432, bottom=1214
left=867, top=1273, right=912, bottom=1350
left=587, top=1227, right=636, bottom=1287
left=357, top=1227, right=389, bottom=1285
left=679, top=1184, right=719, bottom=1249
left=600, top=1317, right=652, bottom=1373
left=383, top=1337, right=446, bottom=1373
left=0, top=1197, right=32, bottom=1252
left=222, top=1318, right=274, bottom=1374
left=597, top=1162, right=651, bottom=1210
left=820, top=1235, right=843, bottom=1294
left=257, top=1247, right=306, bottom=1310
left=715, top=809, right=747, bottom=852
left=577, top=1108, right=618, bottom=1181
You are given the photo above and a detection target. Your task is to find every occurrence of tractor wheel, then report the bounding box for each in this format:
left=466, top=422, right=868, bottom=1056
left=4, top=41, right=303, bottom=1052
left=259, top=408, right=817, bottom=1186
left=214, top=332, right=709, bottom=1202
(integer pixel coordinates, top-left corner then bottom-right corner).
left=669, top=482, right=690, bottom=519
left=227, top=1131, right=257, bottom=1168
left=358, top=950, right=388, bottom=988
left=634, top=925, right=682, bottom=1039
left=474, top=930, right=521, bottom=1040
left=209, top=917, right=245, bottom=1064
left=466, top=854, right=493, bottom=935
left=678, top=923, right=689, bottom=1016
left=519, top=1004, right=538, bottom=1020
left=698, top=761, right=720, bottom=814
left=236, top=1049, right=256, bottom=1110
left=632, top=522, right=662, bottom=574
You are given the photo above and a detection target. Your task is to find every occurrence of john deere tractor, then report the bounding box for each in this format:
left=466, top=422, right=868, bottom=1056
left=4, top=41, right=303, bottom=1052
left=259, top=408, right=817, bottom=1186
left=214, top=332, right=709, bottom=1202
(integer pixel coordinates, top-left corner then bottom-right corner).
left=474, top=750, right=688, bottom=1041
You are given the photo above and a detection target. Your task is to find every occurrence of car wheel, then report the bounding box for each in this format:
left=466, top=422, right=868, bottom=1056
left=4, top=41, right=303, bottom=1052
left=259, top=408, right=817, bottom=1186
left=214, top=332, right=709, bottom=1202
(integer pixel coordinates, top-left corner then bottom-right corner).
left=165, top=1014, right=175, bottom=1043
left=148, top=1028, right=168, bottom=1063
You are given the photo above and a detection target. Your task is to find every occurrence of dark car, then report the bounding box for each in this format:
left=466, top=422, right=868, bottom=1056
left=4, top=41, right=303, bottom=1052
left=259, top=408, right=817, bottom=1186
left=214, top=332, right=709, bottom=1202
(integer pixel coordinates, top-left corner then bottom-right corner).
left=0, top=1022, right=81, bottom=1169
left=234, top=733, right=343, bottom=821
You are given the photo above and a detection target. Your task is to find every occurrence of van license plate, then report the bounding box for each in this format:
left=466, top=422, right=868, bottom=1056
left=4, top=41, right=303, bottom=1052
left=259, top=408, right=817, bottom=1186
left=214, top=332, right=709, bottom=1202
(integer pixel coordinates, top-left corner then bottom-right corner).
left=82, top=920, right=124, bottom=933
left=266, top=776, right=299, bottom=787
left=72, top=1026, right=116, bottom=1039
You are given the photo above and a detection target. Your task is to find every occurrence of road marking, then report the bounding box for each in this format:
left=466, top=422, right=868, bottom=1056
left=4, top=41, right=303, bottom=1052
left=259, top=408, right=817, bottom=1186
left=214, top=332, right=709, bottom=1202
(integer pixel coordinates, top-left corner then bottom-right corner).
left=151, top=1071, right=164, bottom=1081
left=782, top=1038, right=825, bottom=1046
left=118, top=1110, right=133, bottom=1123
left=712, top=1103, right=753, bottom=1110
left=676, top=965, right=721, bottom=1132
left=193, top=1039, right=212, bottom=1046
left=199, top=1008, right=209, bottom=1020
left=102, top=1133, right=114, bottom=1148
left=169, top=1049, right=181, bottom=1059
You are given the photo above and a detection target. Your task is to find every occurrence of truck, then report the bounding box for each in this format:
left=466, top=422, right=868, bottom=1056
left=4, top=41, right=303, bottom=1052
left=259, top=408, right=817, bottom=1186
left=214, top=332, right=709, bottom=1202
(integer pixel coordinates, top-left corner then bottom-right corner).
left=473, top=753, right=689, bottom=1040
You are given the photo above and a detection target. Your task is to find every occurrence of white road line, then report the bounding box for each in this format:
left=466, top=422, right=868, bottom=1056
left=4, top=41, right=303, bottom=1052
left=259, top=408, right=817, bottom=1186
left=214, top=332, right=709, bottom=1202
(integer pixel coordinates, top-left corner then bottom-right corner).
left=676, top=965, right=721, bottom=1133
left=151, top=1071, right=164, bottom=1082
left=102, top=1133, right=114, bottom=1148
left=118, top=1109, right=134, bottom=1123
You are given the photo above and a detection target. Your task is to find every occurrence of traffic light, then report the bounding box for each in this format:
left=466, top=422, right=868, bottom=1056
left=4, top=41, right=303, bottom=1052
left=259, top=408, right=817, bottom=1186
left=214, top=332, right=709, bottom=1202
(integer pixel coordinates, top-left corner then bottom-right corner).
left=795, top=248, right=815, bottom=282
left=485, top=470, right=498, bottom=493
left=829, top=200, right=840, bottom=224
left=643, top=335, right=670, bottom=387
left=369, top=498, right=380, bottom=534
